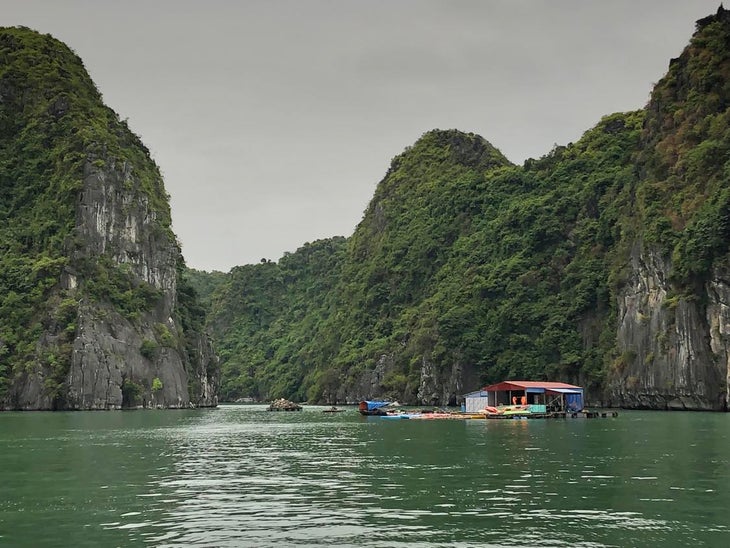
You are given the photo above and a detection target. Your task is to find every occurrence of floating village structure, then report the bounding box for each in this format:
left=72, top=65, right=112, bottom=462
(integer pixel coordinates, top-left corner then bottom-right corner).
left=464, top=380, right=585, bottom=414
left=359, top=380, right=615, bottom=419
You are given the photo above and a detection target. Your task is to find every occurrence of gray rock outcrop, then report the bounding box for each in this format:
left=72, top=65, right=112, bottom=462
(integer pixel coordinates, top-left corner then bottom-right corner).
left=2, top=155, right=218, bottom=410
left=607, top=243, right=728, bottom=410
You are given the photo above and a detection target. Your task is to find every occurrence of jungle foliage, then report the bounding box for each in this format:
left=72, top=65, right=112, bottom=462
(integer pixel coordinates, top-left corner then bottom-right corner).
left=201, top=237, right=347, bottom=402
left=0, top=27, right=196, bottom=401
left=201, top=9, right=730, bottom=404
left=6, top=9, right=730, bottom=406
left=203, top=118, right=642, bottom=402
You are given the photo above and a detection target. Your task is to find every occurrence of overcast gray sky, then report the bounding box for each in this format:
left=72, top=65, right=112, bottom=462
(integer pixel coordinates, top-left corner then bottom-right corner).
left=4, top=0, right=722, bottom=271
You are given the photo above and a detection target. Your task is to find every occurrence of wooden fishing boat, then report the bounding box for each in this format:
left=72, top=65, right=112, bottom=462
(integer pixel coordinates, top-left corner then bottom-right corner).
left=322, top=407, right=345, bottom=413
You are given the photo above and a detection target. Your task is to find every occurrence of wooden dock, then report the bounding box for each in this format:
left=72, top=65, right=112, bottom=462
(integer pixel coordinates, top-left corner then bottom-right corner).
left=483, top=410, right=619, bottom=420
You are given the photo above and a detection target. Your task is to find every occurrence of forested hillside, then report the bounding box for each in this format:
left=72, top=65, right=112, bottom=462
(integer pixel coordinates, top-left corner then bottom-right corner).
left=203, top=116, right=641, bottom=405
left=206, top=237, right=346, bottom=401
left=9, top=8, right=727, bottom=410
left=201, top=7, right=730, bottom=410
left=0, top=27, right=218, bottom=409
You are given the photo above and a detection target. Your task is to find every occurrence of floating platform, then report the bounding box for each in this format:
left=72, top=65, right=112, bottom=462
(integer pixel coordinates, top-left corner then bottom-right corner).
left=371, top=410, right=619, bottom=420
left=481, top=410, right=619, bottom=420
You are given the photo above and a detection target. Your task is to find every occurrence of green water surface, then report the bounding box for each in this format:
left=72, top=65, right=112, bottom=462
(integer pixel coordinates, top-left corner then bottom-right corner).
left=1, top=406, right=728, bottom=547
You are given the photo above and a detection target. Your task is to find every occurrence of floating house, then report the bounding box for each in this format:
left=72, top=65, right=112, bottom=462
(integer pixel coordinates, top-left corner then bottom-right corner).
left=463, top=389, right=490, bottom=413
left=465, top=381, right=584, bottom=414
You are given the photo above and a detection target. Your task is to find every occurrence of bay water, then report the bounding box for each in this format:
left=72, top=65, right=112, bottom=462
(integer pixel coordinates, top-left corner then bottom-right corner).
left=1, top=405, right=728, bottom=547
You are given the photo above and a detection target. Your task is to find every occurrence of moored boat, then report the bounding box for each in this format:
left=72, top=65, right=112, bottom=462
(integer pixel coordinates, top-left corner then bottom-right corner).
left=322, top=406, right=345, bottom=413
left=358, top=400, right=392, bottom=415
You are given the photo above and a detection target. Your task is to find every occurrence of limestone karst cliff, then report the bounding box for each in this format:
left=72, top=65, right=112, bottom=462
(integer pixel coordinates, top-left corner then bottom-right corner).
left=608, top=245, right=728, bottom=410
left=0, top=27, right=218, bottom=409
left=605, top=7, right=730, bottom=410
left=201, top=8, right=730, bottom=411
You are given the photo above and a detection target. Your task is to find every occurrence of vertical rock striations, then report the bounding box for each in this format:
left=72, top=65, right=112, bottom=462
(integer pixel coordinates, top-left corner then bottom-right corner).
left=607, top=7, right=730, bottom=410
left=609, top=246, right=726, bottom=410
left=0, top=27, right=218, bottom=410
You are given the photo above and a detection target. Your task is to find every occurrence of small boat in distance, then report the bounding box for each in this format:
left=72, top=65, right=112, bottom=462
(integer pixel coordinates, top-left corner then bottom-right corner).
left=322, top=406, right=345, bottom=413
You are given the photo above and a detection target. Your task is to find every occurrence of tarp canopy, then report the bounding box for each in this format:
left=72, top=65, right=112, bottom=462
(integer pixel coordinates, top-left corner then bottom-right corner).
left=565, top=392, right=583, bottom=412
left=546, top=388, right=583, bottom=394
left=360, top=400, right=391, bottom=412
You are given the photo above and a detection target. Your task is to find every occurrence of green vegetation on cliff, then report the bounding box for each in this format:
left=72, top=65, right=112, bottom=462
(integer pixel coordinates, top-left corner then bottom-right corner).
left=638, top=9, right=730, bottom=286
left=206, top=118, right=641, bottom=403
left=200, top=238, right=346, bottom=401
left=0, top=27, right=214, bottom=408
left=0, top=27, right=90, bottom=393
left=6, top=6, right=730, bottom=408
left=205, top=8, right=730, bottom=406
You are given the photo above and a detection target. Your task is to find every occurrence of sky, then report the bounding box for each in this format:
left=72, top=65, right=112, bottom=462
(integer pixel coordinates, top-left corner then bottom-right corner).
left=3, top=0, right=724, bottom=272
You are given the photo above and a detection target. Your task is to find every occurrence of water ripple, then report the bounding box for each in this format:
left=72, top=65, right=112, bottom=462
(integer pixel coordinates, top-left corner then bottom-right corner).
left=6, top=406, right=727, bottom=547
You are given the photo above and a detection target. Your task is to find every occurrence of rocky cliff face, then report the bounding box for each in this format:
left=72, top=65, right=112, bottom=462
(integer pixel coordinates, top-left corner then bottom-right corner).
left=608, top=244, right=727, bottom=410
left=66, top=159, right=183, bottom=409
left=0, top=27, right=218, bottom=410
left=7, top=152, right=219, bottom=411
left=706, top=265, right=730, bottom=409
left=190, top=9, right=730, bottom=411
left=605, top=7, right=730, bottom=411
left=416, top=356, right=475, bottom=407
left=343, top=352, right=476, bottom=406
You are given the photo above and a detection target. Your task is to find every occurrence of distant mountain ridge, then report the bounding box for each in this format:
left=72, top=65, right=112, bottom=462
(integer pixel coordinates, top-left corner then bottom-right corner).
left=0, top=27, right=218, bottom=409
left=202, top=6, right=730, bottom=410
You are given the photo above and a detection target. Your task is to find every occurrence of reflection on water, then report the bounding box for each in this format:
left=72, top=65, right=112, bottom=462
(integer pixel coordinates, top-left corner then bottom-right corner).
left=1, top=406, right=729, bottom=547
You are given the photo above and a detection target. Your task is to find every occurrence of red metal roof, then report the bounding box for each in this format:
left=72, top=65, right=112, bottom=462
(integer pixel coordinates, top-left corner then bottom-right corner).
left=482, top=380, right=582, bottom=391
